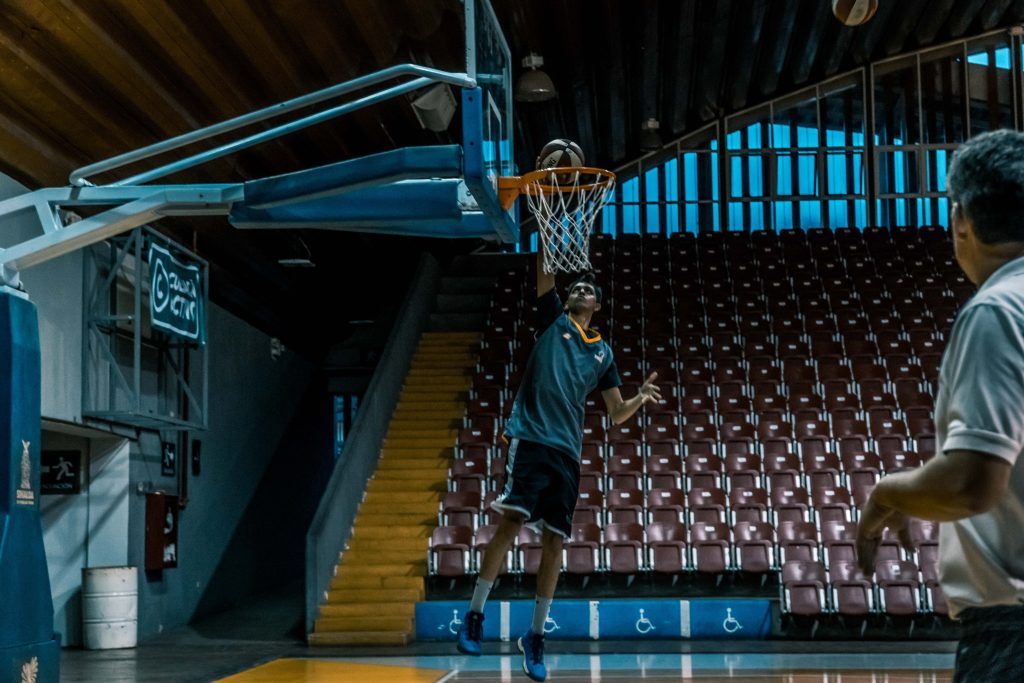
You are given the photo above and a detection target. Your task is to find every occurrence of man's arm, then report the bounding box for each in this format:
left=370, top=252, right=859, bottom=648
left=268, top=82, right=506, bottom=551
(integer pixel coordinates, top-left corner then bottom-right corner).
left=602, top=372, right=661, bottom=425
left=855, top=449, right=1012, bottom=573
left=537, top=250, right=555, bottom=298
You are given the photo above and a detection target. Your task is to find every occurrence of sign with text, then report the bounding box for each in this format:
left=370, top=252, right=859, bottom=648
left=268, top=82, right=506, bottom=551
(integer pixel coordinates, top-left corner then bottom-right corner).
left=148, top=242, right=204, bottom=342
left=41, top=450, right=81, bottom=495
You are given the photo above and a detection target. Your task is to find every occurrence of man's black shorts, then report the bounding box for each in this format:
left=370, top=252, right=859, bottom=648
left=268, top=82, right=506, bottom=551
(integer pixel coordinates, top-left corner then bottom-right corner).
left=491, top=438, right=580, bottom=538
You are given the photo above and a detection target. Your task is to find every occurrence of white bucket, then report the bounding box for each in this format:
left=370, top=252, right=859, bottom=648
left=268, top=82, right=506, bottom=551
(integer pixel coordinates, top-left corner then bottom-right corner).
left=82, top=566, right=138, bottom=649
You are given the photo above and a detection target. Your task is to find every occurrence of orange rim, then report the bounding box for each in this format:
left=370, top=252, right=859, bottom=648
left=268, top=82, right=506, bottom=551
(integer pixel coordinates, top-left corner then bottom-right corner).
left=497, top=167, right=615, bottom=210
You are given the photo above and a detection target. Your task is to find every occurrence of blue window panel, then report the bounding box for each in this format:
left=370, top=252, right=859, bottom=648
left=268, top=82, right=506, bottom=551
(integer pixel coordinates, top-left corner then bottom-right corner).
left=749, top=204, right=765, bottom=231
left=800, top=201, right=822, bottom=227
left=828, top=200, right=848, bottom=228
left=685, top=203, right=698, bottom=231
left=646, top=210, right=660, bottom=233
left=772, top=123, right=791, bottom=148
left=728, top=202, right=743, bottom=229
left=711, top=149, right=719, bottom=198
left=645, top=167, right=660, bottom=233
left=601, top=186, right=617, bottom=235
left=666, top=158, right=679, bottom=202
left=747, top=123, right=763, bottom=148
left=730, top=156, right=745, bottom=197
left=971, top=48, right=1011, bottom=69
left=798, top=155, right=817, bottom=195
left=855, top=200, right=868, bottom=228
left=530, top=231, right=539, bottom=250
left=936, top=197, right=950, bottom=228
left=896, top=198, right=908, bottom=226
left=623, top=176, right=640, bottom=203
left=727, top=130, right=742, bottom=149
left=776, top=156, right=793, bottom=194
left=748, top=156, right=764, bottom=196
left=622, top=203, right=641, bottom=233
left=666, top=203, right=680, bottom=234
left=797, top=125, right=819, bottom=148
left=774, top=203, right=793, bottom=229
left=683, top=153, right=698, bottom=201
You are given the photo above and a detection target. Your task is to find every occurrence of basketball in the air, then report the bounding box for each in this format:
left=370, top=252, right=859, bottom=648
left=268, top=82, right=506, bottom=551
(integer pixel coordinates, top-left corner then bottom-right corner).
left=832, top=0, right=879, bottom=26
left=536, top=138, right=585, bottom=170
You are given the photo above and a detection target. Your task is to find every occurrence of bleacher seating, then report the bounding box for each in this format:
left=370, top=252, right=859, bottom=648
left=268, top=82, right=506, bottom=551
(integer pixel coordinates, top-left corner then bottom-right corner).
left=436, top=226, right=967, bottom=622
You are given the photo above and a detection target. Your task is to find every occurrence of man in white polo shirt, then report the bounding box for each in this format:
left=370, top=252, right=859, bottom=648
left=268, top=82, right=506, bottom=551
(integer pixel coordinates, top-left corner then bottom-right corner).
left=857, top=129, right=1024, bottom=682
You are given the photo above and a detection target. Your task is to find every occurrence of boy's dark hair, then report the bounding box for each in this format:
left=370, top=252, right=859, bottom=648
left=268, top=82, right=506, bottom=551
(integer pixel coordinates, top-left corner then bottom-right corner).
left=947, top=130, right=1024, bottom=244
left=567, top=272, right=602, bottom=303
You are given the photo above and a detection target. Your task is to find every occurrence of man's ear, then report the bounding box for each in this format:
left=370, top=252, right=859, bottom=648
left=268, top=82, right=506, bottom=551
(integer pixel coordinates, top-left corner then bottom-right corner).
left=951, top=202, right=971, bottom=241
left=593, top=302, right=602, bottom=313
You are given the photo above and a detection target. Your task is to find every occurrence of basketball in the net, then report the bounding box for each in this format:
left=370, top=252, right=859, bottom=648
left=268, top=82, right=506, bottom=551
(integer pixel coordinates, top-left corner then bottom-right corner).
left=536, top=138, right=585, bottom=171
left=832, top=0, right=878, bottom=26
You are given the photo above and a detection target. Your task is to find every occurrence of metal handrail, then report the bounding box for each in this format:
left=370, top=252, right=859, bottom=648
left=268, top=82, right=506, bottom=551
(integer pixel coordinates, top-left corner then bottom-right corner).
left=70, top=64, right=476, bottom=187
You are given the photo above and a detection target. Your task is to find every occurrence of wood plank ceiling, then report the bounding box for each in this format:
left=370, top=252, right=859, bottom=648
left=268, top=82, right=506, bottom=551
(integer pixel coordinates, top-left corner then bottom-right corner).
left=0, top=0, right=1019, bottom=354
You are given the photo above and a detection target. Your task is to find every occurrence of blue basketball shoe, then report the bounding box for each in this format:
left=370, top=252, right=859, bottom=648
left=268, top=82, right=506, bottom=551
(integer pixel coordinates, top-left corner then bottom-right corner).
left=456, top=610, right=484, bottom=656
left=517, top=629, right=547, bottom=681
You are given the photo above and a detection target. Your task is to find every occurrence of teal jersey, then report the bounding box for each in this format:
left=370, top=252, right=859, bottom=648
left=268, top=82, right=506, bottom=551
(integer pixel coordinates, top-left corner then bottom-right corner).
left=504, top=290, right=621, bottom=461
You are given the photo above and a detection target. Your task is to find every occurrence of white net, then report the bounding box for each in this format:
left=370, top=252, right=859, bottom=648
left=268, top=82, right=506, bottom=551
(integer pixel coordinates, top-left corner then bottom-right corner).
left=523, top=169, right=614, bottom=274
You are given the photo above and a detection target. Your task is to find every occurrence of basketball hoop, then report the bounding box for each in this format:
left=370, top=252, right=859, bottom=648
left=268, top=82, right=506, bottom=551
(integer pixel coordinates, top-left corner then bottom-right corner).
left=498, top=167, right=615, bottom=274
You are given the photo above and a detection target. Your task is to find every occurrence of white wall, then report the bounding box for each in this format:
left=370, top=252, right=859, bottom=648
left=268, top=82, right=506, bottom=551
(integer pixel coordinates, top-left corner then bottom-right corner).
left=39, top=430, right=129, bottom=646
left=1, top=171, right=316, bottom=643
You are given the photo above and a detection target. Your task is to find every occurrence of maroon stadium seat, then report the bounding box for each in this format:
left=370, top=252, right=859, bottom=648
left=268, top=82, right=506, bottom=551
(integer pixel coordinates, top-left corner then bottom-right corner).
left=430, top=525, right=473, bottom=577
left=604, top=522, right=645, bottom=576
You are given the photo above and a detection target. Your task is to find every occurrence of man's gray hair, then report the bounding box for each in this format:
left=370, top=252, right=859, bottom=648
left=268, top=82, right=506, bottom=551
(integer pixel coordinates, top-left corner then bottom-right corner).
left=947, top=129, right=1024, bottom=244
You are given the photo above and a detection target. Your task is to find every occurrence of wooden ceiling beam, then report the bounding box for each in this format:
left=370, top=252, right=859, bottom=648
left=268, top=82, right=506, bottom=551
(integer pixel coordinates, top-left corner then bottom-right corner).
left=34, top=1, right=201, bottom=131
left=947, top=0, right=990, bottom=37
left=882, top=0, right=930, bottom=56
left=599, top=0, right=627, bottom=163
left=979, top=0, right=1016, bottom=29
left=663, top=0, right=696, bottom=136
left=693, top=0, right=733, bottom=122
left=790, top=0, right=835, bottom=85
left=755, top=0, right=799, bottom=97
left=915, top=0, right=959, bottom=45
left=727, top=0, right=769, bottom=110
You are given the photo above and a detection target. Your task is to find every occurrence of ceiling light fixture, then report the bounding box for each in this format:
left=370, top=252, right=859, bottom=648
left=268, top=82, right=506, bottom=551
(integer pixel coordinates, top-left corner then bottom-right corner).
left=515, top=53, right=557, bottom=103
left=640, top=118, right=662, bottom=151
left=278, top=236, right=315, bottom=268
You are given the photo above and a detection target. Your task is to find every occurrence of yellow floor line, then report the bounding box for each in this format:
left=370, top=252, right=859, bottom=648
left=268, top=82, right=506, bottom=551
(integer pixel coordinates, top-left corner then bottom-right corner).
left=214, top=658, right=450, bottom=682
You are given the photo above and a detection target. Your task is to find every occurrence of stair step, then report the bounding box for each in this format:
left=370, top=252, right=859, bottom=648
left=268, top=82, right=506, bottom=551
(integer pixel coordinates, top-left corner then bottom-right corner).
left=395, top=401, right=466, bottom=412
left=381, top=440, right=455, bottom=452
left=407, top=367, right=470, bottom=377
left=371, top=467, right=448, bottom=481
left=379, top=446, right=454, bottom=459
left=329, top=575, right=424, bottom=593
left=308, top=630, right=411, bottom=646
left=360, top=500, right=439, bottom=515
left=346, top=536, right=427, bottom=551
left=377, top=459, right=449, bottom=473
left=319, top=601, right=416, bottom=618
left=361, top=490, right=440, bottom=504
left=315, top=615, right=415, bottom=633
left=336, top=560, right=426, bottom=576
left=325, top=587, right=423, bottom=603
left=351, top=524, right=432, bottom=539
left=354, top=513, right=436, bottom=526
left=366, top=478, right=447, bottom=493
left=384, top=430, right=457, bottom=441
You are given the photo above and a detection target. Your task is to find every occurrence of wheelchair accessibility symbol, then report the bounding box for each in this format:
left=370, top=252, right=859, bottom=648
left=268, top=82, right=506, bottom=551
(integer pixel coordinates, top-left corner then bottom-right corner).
left=722, top=607, right=743, bottom=633
left=443, top=609, right=462, bottom=634
left=635, top=608, right=656, bottom=634
left=543, top=615, right=560, bottom=634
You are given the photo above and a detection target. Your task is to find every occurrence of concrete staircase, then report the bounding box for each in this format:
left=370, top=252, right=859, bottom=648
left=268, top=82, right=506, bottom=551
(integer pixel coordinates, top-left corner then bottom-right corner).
left=309, top=331, right=479, bottom=645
